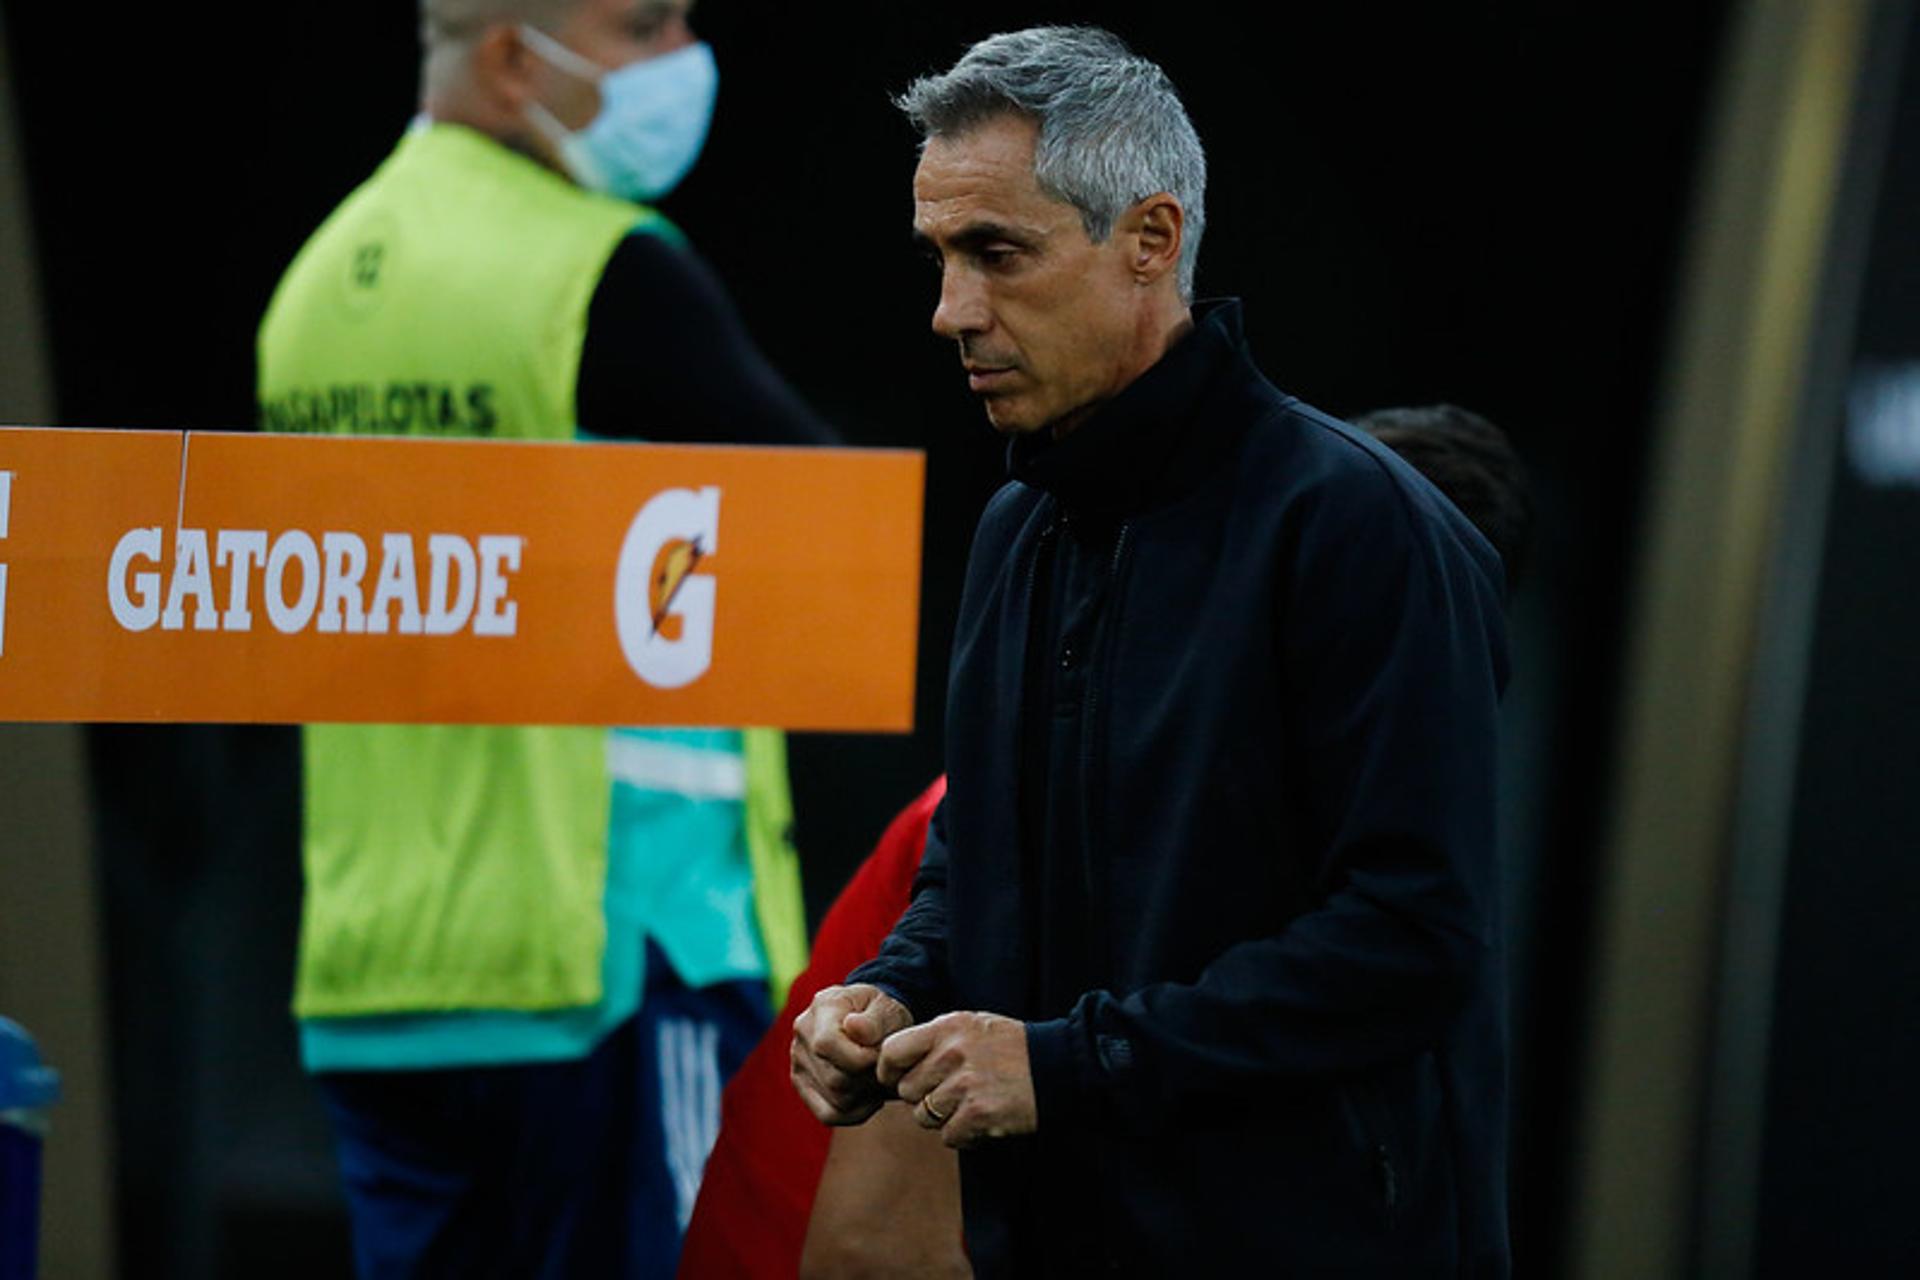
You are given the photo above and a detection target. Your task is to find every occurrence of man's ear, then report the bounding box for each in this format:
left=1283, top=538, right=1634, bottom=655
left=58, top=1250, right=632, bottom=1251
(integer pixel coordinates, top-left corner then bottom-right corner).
left=1120, top=194, right=1185, bottom=287
left=471, top=25, right=538, bottom=112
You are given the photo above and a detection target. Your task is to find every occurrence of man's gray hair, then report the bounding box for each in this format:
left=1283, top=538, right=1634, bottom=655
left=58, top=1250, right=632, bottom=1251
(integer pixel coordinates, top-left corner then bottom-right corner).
left=898, top=26, right=1207, bottom=300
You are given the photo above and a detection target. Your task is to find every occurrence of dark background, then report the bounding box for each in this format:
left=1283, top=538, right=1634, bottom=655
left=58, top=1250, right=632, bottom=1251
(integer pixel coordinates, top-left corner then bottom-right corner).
left=0, top=1, right=1737, bottom=1275
left=1758, top=11, right=1920, bottom=1273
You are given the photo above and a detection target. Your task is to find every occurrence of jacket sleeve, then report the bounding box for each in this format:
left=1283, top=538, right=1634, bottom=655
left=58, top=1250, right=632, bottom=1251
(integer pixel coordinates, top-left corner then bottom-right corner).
left=1024, top=459, right=1510, bottom=1133
left=844, top=795, right=955, bottom=1023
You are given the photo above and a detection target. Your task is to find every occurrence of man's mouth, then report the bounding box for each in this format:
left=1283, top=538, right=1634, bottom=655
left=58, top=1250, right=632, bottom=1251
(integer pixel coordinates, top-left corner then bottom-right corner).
left=965, top=364, right=1016, bottom=393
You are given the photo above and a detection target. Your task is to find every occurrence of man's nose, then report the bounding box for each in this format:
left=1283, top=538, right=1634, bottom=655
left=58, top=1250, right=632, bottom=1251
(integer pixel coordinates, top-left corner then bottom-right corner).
left=931, top=268, right=988, bottom=341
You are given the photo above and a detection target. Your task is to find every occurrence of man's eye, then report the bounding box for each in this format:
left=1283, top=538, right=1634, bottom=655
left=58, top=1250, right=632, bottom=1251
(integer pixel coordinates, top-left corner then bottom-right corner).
left=630, top=4, right=675, bottom=39
left=979, top=247, right=1018, bottom=268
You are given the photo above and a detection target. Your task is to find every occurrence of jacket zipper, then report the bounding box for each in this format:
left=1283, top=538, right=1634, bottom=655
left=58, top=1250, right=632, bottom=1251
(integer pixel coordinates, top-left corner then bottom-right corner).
left=1016, top=504, right=1058, bottom=1014
left=1023, top=505, right=1059, bottom=608
left=1080, top=522, right=1130, bottom=984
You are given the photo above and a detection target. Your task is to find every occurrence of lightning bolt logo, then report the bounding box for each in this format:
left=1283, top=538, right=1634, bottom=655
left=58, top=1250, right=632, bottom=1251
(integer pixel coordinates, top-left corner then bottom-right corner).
left=649, top=535, right=706, bottom=639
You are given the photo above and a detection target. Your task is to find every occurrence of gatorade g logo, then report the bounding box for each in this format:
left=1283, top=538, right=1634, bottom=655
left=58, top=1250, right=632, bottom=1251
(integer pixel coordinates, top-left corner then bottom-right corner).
left=615, top=487, right=720, bottom=689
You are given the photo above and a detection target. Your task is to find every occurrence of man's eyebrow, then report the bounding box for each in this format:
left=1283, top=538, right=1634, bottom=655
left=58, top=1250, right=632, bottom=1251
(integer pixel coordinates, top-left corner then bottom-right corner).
left=914, top=221, right=1040, bottom=256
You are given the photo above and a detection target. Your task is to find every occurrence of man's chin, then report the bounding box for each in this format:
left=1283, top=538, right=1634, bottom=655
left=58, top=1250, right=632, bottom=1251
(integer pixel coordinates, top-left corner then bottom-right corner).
left=981, top=397, right=1047, bottom=436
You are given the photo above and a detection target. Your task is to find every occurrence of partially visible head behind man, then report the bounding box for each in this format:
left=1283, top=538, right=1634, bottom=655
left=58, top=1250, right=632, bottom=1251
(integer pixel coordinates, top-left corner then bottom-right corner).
left=898, top=26, right=1207, bottom=302
left=1356, top=404, right=1534, bottom=592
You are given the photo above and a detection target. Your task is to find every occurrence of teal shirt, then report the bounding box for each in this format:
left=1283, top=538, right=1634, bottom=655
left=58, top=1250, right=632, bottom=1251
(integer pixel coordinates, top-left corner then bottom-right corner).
left=607, top=728, right=770, bottom=986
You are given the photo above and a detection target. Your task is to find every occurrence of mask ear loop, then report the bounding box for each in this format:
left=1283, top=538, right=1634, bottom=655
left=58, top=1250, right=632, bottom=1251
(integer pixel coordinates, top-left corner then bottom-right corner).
left=515, top=26, right=611, bottom=191
left=521, top=99, right=575, bottom=150
left=518, top=24, right=606, bottom=84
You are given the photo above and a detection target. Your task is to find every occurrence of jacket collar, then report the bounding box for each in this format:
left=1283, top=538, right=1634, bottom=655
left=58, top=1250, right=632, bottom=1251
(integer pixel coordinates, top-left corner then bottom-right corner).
left=1008, top=299, right=1249, bottom=516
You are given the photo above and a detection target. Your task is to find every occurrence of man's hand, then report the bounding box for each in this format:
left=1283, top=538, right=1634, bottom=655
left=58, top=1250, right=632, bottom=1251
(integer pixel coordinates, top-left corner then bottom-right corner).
left=791, top=984, right=915, bottom=1126
left=877, top=1010, right=1037, bottom=1149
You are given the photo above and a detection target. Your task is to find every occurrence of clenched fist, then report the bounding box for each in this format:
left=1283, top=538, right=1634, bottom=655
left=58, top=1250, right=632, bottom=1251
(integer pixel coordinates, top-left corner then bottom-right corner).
left=878, top=1010, right=1037, bottom=1149
left=790, top=983, right=915, bottom=1125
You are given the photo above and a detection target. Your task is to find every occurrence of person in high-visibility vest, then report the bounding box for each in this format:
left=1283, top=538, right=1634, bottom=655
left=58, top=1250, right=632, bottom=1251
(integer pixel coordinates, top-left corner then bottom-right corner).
left=257, top=1, right=828, bottom=1272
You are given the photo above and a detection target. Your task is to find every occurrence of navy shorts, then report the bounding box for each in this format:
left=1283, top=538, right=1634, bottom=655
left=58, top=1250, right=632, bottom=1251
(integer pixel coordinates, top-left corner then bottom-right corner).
left=317, top=943, right=769, bottom=1278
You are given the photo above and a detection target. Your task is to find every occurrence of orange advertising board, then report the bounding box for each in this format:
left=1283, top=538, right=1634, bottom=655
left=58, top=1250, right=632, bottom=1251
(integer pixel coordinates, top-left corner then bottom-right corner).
left=0, top=428, right=922, bottom=729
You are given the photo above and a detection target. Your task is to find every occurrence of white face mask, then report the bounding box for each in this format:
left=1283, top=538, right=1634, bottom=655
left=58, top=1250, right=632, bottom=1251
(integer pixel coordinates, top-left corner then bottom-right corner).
left=519, top=25, right=719, bottom=202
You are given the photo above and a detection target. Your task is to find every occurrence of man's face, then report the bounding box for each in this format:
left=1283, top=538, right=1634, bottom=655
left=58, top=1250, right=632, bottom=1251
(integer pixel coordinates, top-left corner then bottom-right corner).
left=913, top=114, right=1148, bottom=436
left=540, top=0, right=695, bottom=128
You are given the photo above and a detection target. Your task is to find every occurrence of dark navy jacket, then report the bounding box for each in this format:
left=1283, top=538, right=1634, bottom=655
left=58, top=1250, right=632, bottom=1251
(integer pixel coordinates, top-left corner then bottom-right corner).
left=853, top=301, right=1511, bottom=1276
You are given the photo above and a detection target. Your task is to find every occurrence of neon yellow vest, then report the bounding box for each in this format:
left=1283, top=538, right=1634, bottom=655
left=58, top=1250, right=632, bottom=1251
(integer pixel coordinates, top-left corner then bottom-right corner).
left=259, top=123, right=806, bottom=1018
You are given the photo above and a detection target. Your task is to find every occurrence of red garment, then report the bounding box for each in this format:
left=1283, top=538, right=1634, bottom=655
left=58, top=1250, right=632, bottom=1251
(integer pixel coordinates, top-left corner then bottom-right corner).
left=677, top=777, right=945, bottom=1278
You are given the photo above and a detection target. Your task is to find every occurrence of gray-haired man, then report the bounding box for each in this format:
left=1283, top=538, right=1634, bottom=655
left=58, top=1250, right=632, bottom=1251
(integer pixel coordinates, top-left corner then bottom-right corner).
left=791, top=26, right=1512, bottom=1275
